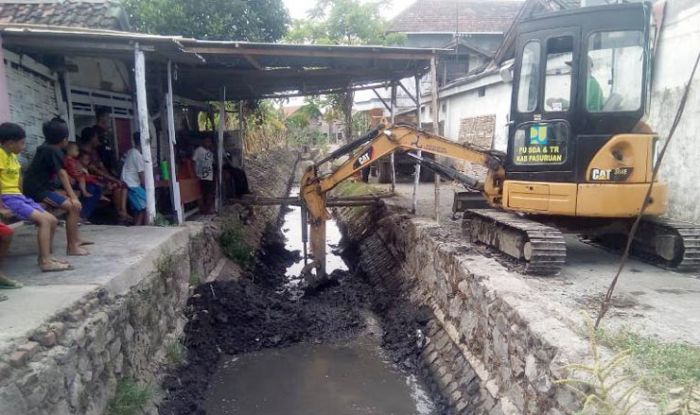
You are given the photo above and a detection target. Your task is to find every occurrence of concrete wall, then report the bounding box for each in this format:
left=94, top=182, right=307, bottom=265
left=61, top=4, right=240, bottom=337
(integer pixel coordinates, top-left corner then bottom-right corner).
left=0, top=225, right=221, bottom=415
left=646, top=0, right=700, bottom=223
left=336, top=203, right=658, bottom=415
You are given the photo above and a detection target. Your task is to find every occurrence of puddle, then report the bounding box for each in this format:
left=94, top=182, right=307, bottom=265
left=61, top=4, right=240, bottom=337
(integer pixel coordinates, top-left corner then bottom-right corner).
left=204, top=339, right=436, bottom=415
left=282, top=187, right=347, bottom=288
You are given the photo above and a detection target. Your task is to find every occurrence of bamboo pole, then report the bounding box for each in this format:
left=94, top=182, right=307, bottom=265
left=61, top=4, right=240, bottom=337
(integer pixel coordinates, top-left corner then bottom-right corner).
left=430, top=56, right=440, bottom=223
left=134, top=44, right=156, bottom=224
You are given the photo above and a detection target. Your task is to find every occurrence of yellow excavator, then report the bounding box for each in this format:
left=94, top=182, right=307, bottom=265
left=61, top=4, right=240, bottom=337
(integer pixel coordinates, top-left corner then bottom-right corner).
left=299, top=3, right=700, bottom=276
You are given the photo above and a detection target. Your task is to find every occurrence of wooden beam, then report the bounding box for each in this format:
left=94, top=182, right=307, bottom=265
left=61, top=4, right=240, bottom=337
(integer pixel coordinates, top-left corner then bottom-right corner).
left=398, top=81, right=418, bottom=106
left=371, top=88, right=391, bottom=112
left=412, top=75, right=422, bottom=214
left=390, top=82, right=397, bottom=193
left=166, top=60, right=184, bottom=225
left=134, top=43, right=157, bottom=224
left=216, top=87, right=226, bottom=212
left=430, top=56, right=440, bottom=224
left=184, top=45, right=436, bottom=61
left=243, top=54, right=263, bottom=69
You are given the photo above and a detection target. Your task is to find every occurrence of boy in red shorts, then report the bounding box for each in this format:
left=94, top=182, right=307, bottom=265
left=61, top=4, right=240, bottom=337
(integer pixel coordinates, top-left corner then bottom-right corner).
left=0, top=221, right=19, bottom=302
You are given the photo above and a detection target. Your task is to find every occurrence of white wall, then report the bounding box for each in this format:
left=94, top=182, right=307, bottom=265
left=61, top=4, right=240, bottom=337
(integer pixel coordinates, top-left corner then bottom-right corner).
left=646, top=0, right=700, bottom=223
left=67, top=57, right=131, bottom=93
left=3, top=49, right=60, bottom=163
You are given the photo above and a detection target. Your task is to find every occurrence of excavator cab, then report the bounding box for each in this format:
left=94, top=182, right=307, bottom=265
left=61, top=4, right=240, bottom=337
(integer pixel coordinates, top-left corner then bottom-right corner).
left=504, top=3, right=663, bottom=218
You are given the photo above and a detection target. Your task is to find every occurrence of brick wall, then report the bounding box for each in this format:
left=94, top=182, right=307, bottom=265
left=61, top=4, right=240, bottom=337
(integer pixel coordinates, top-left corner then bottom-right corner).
left=455, top=114, right=496, bottom=179
left=4, top=57, right=59, bottom=162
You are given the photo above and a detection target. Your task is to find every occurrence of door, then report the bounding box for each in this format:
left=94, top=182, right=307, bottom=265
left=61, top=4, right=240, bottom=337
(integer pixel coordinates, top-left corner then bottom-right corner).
left=507, top=28, right=579, bottom=182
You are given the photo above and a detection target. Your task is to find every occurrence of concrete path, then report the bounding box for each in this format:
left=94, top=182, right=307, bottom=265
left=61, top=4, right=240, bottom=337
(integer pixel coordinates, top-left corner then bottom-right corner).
left=376, top=180, right=700, bottom=345
left=0, top=224, right=192, bottom=347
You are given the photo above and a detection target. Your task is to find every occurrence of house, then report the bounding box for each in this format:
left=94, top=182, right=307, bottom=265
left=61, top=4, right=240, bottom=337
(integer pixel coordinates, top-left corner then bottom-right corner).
left=387, top=0, right=523, bottom=86
left=0, top=0, right=136, bottom=162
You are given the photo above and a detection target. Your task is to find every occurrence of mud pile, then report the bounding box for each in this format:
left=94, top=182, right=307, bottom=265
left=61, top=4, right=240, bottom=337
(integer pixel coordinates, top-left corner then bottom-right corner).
left=158, top=228, right=446, bottom=415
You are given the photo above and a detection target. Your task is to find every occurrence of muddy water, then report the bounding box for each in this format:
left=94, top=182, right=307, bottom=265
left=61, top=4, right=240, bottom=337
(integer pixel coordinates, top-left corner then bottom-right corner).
left=203, top=187, right=437, bottom=415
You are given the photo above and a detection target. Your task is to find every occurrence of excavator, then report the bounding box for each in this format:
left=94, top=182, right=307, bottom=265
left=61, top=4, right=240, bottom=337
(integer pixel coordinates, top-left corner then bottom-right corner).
left=299, top=2, right=700, bottom=277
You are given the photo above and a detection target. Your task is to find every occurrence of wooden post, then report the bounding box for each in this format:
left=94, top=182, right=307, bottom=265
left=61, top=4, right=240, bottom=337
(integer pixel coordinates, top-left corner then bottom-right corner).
left=390, top=82, right=397, bottom=193
left=430, top=56, right=440, bottom=224
left=134, top=44, right=157, bottom=224
left=216, top=87, right=226, bottom=212
left=166, top=60, right=184, bottom=224
left=412, top=75, right=422, bottom=214
left=0, top=36, right=10, bottom=122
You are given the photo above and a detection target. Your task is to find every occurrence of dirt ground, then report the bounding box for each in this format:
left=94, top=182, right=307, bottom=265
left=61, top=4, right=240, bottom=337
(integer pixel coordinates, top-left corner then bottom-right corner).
left=374, top=179, right=700, bottom=346
left=157, top=225, right=445, bottom=415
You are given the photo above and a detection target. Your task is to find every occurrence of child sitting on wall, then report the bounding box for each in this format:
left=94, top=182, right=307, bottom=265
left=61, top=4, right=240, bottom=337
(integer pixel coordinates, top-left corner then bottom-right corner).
left=63, top=142, right=103, bottom=221
left=0, top=122, right=73, bottom=272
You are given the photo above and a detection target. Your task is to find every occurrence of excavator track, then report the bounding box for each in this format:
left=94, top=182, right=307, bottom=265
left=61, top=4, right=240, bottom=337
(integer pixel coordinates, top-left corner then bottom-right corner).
left=584, top=217, right=700, bottom=272
left=462, top=209, right=566, bottom=276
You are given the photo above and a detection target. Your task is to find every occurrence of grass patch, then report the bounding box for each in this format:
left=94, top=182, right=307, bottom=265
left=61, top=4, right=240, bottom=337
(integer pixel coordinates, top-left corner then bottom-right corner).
left=189, top=271, right=202, bottom=287
left=598, top=329, right=700, bottom=398
left=108, top=379, right=151, bottom=415
left=219, top=218, right=253, bottom=266
left=156, top=252, right=176, bottom=277
left=165, top=341, right=186, bottom=366
left=333, top=180, right=384, bottom=197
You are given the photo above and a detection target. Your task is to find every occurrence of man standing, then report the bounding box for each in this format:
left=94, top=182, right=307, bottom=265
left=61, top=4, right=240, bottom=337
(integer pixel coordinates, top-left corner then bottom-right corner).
left=121, top=133, right=147, bottom=226
left=193, top=137, right=215, bottom=214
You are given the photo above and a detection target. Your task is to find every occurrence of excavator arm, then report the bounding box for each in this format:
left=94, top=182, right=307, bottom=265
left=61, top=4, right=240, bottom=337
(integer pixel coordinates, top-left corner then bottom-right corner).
left=300, top=123, right=506, bottom=276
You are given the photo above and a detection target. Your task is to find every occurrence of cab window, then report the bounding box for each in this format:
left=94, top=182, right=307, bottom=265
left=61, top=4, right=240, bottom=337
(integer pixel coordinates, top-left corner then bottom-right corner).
left=587, top=31, right=644, bottom=112
left=544, top=36, right=573, bottom=112
left=517, top=41, right=540, bottom=113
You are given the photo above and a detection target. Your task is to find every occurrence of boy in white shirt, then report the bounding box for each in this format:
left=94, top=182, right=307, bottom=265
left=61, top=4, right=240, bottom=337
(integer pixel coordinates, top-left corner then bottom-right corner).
left=192, top=137, right=215, bottom=214
left=121, top=133, right=146, bottom=226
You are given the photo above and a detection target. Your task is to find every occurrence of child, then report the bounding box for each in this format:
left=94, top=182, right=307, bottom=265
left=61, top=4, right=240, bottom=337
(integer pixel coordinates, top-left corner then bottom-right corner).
left=63, top=142, right=102, bottom=221
left=23, top=118, right=90, bottom=257
left=121, top=132, right=147, bottom=226
left=79, top=127, right=130, bottom=223
left=0, top=122, right=72, bottom=272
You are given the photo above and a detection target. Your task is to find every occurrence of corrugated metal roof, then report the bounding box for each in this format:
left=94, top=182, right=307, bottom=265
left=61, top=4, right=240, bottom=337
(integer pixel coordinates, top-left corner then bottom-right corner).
left=389, top=0, right=524, bottom=34
left=0, top=23, right=445, bottom=101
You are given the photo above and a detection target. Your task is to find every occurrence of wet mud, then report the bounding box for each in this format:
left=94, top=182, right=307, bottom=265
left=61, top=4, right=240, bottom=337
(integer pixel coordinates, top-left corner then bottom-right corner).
left=159, top=215, right=446, bottom=414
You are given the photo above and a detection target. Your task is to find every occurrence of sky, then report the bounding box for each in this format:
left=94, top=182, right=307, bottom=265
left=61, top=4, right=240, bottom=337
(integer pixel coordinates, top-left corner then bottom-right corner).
left=282, top=0, right=411, bottom=21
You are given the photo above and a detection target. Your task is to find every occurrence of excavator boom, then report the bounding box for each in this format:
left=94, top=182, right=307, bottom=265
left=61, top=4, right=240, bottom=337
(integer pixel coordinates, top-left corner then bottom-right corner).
left=300, top=123, right=505, bottom=276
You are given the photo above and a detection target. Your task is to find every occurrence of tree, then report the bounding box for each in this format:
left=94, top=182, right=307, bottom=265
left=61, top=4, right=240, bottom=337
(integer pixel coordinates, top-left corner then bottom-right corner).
left=122, top=0, right=290, bottom=41
left=285, top=0, right=404, bottom=141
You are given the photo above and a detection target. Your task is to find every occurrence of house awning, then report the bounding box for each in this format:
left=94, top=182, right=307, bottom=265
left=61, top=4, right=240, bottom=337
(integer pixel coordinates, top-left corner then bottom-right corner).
left=0, top=24, right=446, bottom=101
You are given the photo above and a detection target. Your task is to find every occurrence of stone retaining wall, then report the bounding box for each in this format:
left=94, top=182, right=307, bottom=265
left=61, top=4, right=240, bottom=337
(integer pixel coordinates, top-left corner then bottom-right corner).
left=0, top=226, right=216, bottom=415
left=336, top=204, right=656, bottom=415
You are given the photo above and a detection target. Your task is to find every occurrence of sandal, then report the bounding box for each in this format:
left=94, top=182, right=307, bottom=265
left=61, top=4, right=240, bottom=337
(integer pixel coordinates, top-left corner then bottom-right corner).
left=0, top=276, right=23, bottom=289
left=79, top=240, right=95, bottom=246
left=0, top=293, right=7, bottom=302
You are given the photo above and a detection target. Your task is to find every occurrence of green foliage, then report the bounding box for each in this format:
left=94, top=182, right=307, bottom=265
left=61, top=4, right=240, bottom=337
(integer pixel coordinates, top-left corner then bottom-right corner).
left=219, top=219, right=253, bottom=266
left=122, top=0, right=290, bottom=41
left=108, top=379, right=151, bottom=415
left=156, top=252, right=176, bottom=277
left=154, top=214, right=172, bottom=227
left=189, top=271, right=202, bottom=287
left=165, top=341, right=187, bottom=366
left=597, top=328, right=700, bottom=413
left=285, top=0, right=405, bottom=46
left=556, top=318, right=641, bottom=415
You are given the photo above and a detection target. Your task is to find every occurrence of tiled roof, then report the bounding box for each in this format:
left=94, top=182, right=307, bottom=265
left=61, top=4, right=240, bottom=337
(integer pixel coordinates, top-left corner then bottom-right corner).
left=389, top=0, right=524, bottom=34
left=0, top=0, right=129, bottom=31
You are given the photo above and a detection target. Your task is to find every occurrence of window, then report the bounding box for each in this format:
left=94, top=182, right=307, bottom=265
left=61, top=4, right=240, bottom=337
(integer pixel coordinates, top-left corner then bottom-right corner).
left=587, top=31, right=644, bottom=112
left=478, top=87, right=486, bottom=97
left=517, top=41, right=541, bottom=113
left=544, top=36, right=573, bottom=112
left=441, top=103, right=447, bottom=112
